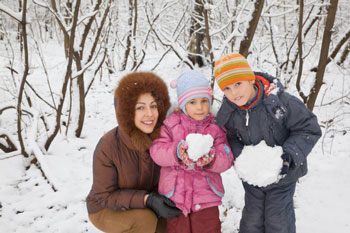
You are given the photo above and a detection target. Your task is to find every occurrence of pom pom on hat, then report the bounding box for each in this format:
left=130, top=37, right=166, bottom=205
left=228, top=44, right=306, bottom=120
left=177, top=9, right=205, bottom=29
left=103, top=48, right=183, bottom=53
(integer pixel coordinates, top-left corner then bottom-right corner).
left=170, top=79, right=177, bottom=89
left=174, top=70, right=212, bottom=113
left=214, top=53, right=255, bottom=90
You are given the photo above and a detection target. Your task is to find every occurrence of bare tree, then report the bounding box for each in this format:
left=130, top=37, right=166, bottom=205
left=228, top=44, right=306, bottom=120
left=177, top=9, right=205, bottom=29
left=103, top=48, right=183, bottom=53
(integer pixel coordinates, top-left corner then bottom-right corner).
left=16, top=0, right=30, bottom=158
left=239, top=0, right=264, bottom=57
left=121, top=0, right=138, bottom=70
left=337, top=40, right=350, bottom=67
left=296, top=0, right=307, bottom=103
left=188, top=0, right=205, bottom=67
left=44, top=0, right=81, bottom=150
left=306, top=0, right=339, bottom=111
left=0, top=0, right=30, bottom=157
left=34, top=0, right=112, bottom=138
left=73, top=0, right=112, bottom=137
left=311, top=28, right=350, bottom=71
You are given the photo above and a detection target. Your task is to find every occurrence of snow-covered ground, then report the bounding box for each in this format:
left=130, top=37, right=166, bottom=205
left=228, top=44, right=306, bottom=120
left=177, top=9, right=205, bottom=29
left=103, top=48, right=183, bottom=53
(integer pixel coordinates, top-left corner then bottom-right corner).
left=1, top=43, right=350, bottom=232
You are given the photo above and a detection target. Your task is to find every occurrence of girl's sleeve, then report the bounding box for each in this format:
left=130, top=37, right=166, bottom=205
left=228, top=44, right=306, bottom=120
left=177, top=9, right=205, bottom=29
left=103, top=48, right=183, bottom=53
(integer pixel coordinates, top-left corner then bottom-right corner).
left=91, top=138, right=146, bottom=211
left=204, top=126, right=234, bottom=173
left=150, top=124, right=181, bottom=167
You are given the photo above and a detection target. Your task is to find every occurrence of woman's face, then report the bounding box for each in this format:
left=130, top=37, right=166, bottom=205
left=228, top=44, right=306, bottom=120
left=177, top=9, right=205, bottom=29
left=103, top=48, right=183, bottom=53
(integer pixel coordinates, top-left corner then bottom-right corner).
left=134, top=93, right=159, bottom=134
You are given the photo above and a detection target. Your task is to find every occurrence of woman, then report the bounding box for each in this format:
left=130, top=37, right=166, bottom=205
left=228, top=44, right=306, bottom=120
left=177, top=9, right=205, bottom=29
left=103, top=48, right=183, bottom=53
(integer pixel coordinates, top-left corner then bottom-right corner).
left=86, top=72, right=182, bottom=233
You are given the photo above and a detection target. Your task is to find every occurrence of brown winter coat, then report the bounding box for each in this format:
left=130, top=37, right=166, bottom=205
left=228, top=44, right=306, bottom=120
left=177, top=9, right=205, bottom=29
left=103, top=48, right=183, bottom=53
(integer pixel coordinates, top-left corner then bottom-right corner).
left=86, top=72, right=170, bottom=214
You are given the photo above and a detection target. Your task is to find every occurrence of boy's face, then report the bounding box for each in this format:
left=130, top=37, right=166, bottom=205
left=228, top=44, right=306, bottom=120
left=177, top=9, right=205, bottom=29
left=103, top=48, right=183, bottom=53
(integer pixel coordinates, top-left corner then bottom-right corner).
left=223, top=80, right=256, bottom=106
left=185, top=97, right=210, bottom=121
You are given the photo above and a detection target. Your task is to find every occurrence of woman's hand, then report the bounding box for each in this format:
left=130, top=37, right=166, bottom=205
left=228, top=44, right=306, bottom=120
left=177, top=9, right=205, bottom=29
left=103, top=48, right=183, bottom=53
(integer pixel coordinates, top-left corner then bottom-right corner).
left=145, top=193, right=182, bottom=218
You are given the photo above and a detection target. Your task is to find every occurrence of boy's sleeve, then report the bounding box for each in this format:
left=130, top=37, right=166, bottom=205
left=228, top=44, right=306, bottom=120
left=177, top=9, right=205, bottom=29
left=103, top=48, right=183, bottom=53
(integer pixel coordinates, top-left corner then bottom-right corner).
left=204, top=127, right=234, bottom=173
left=226, top=128, right=244, bottom=158
left=215, top=98, right=244, bottom=158
left=150, top=124, right=181, bottom=167
left=282, top=94, right=322, bottom=167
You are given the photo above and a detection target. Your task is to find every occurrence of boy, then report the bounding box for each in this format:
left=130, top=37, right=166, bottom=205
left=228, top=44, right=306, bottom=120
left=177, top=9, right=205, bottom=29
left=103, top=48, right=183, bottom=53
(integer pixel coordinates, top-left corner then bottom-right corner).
left=214, top=53, right=322, bottom=233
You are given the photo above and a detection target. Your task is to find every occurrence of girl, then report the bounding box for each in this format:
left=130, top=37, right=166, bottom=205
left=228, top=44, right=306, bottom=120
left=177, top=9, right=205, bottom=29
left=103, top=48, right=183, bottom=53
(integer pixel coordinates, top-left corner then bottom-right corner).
left=150, top=70, right=234, bottom=233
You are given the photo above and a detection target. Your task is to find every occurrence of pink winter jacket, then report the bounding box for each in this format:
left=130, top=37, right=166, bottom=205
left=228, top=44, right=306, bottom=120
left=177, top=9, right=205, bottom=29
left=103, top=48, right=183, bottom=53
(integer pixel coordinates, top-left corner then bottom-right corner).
left=150, top=112, right=234, bottom=216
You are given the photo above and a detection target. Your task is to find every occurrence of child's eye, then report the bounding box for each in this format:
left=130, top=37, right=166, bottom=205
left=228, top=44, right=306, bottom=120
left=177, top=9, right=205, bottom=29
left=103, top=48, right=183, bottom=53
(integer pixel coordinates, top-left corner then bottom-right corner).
left=189, top=100, right=196, bottom=104
left=223, top=87, right=230, bottom=91
left=201, top=99, right=208, bottom=103
left=235, top=82, right=241, bottom=86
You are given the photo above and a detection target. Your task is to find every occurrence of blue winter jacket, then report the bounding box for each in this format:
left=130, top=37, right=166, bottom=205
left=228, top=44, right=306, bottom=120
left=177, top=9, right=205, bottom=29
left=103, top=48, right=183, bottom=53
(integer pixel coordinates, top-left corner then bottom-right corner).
left=215, top=72, right=322, bottom=186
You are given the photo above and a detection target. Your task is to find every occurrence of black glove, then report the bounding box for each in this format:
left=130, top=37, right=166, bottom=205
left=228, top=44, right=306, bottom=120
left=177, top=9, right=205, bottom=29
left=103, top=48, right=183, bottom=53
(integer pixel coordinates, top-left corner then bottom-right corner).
left=280, top=153, right=291, bottom=176
left=146, top=192, right=182, bottom=218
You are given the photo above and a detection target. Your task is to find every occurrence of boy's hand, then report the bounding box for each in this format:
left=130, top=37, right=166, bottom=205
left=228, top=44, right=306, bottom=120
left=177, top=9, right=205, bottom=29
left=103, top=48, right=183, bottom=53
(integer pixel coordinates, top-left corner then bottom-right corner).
left=177, top=141, right=194, bottom=167
left=196, top=148, right=215, bottom=167
left=280, top=153, right=291, bottom=177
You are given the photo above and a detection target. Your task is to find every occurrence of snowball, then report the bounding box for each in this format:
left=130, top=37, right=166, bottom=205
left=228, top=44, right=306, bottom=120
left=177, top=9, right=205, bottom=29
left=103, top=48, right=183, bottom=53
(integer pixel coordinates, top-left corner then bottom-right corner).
left=234, top=141, right=283, bottom=187
left=186, top=133, right=214, bottom=161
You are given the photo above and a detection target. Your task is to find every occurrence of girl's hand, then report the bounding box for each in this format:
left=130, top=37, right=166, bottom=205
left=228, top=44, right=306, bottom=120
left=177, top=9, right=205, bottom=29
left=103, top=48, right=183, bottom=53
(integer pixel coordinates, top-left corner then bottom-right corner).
left=177, top=141, right=194, bottom=167
left=196, top=148, right=215, bottom=167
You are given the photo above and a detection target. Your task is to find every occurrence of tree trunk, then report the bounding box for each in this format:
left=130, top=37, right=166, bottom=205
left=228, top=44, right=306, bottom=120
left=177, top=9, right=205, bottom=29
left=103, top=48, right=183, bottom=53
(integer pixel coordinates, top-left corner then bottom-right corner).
left=45, top=0, right=81, bottom=150
left=74, top=0, right=107, bottom=137
left=17, top=0, right=29, bottom=158
left=74, top=56, right=85, bottom=138
left=131, top=0, right=138, bottom=70
left=311, top=28, right=350, bottom=71
left=295, top=0, right=307, bottom=103
left=188, top=0, right=205, bottom=67
left=337, top=40, right=350, bottom=67
left=239, top=0, right=264, bottom=57
left=50, top=0, right=70, bottom=58
left=307, top=0, right=339, bottom=111
left=121, top=0, right=134, bottom=70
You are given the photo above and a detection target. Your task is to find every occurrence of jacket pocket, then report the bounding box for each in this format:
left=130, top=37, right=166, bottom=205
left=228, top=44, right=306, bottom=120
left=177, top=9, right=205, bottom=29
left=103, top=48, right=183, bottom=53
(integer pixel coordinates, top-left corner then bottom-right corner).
left=158, top=167, right=177, bottom=198
left=206, top=173, right=225, bottom=198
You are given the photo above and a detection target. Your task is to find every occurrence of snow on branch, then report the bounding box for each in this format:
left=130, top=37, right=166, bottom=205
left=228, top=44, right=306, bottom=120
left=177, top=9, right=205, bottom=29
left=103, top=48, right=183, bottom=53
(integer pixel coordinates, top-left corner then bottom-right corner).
left=145, top=6, right=193, bottom=69
left=215, top=1, right=249, bottom=57
left=0, top=3, right=22, bottom=23
left=27, top=109, right=58, bottom=192
left=33, top=0, right=69, bottom=34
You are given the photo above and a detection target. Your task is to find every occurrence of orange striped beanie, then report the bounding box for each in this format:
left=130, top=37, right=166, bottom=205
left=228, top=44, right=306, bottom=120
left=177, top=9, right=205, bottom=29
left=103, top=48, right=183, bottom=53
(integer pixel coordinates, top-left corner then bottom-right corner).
left=214, top=53, right=255, bottom=90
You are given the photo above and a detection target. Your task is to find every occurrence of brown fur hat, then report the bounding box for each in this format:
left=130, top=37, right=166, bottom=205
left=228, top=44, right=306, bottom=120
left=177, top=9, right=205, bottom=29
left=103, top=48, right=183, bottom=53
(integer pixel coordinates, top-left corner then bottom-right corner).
left=114, top=72, right=170, bottom=151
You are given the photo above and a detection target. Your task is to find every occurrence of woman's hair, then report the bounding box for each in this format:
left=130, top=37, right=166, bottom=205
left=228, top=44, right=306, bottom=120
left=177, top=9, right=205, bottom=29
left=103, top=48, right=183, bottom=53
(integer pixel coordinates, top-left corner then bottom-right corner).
left=114, top=72, right=170, bottom=151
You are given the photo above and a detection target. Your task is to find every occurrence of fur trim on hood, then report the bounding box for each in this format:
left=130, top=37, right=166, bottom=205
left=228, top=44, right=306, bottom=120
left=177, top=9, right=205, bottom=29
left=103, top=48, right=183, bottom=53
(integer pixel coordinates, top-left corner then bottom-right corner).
left=114, top=72, right=170, bottom=151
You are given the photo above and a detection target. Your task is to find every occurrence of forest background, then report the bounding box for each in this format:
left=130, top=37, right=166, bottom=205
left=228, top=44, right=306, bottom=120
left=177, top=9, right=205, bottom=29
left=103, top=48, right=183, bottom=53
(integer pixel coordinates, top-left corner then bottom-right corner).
left=0, top=0, right=349, bottom=232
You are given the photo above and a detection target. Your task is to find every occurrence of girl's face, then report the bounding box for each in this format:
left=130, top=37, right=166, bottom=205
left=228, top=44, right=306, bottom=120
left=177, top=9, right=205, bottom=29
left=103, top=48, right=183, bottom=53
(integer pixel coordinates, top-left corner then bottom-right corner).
left=223, top=80, right=256, bottom=106
left=185, top=97, right=210, bottom=121
left=134, top=93, right=159, bottom=134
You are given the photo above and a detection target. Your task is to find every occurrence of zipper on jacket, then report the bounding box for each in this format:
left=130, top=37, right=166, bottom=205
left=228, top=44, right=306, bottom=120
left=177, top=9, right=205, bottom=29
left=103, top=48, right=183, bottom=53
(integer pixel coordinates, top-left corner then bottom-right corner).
left=245, top=109, right=252, bottom=144
left=245, top=109, right=249, bottom=126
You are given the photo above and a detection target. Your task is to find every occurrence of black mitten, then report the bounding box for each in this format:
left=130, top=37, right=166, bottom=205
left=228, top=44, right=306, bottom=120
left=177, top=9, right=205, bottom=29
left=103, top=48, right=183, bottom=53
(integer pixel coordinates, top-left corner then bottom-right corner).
left=146, top=192, right=182, bottom=218
left=280, top=153, right=291, bottom=176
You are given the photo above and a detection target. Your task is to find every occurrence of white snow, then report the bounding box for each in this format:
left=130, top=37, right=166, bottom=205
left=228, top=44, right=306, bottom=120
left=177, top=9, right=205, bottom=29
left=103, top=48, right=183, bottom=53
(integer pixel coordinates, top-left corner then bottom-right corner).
left=186, top=133, right=214, bottom=161
left=1, top=3, right=350, bottom=232
left=0, top=58, right=350, bottom=232
left=234, top=141, right=283, bottom=187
